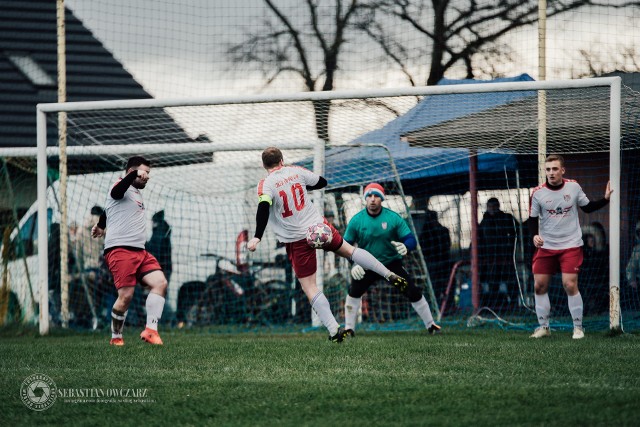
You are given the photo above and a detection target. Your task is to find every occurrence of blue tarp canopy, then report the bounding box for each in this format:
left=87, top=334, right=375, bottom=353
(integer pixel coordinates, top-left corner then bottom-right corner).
left=321, top=73, right=535, bottom=187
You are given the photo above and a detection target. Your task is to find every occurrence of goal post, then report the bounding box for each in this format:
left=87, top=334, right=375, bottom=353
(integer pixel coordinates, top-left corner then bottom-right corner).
left=15, top=75, right=630, bottom=335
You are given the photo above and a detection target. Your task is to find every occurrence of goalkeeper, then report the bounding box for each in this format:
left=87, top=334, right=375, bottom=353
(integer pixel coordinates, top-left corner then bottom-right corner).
left=343, top=183, right=440, bottom=337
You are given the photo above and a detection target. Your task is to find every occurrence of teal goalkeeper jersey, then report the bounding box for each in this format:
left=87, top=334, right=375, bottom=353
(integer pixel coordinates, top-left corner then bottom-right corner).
left=344, top=207, right=412, bottom=265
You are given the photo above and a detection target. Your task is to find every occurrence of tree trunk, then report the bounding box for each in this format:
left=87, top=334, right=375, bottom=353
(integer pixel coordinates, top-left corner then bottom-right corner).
left=427, top=0, right=448, bottom=86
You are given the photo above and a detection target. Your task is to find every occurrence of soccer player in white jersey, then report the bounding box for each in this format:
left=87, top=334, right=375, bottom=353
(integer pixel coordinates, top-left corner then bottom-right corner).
left=92, top=156, right=168, bottom=346
left=528, top=154, right=612, bottom=340
left=247, top=147, right=408, bottom=343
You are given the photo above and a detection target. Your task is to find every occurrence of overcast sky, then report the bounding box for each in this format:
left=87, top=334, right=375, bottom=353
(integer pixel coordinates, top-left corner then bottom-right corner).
left=65, top=0, right=640, bottom=99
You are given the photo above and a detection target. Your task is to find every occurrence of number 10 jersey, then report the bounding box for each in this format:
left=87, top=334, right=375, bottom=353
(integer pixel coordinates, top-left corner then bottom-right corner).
left=257, top=165, right=324, bottom=243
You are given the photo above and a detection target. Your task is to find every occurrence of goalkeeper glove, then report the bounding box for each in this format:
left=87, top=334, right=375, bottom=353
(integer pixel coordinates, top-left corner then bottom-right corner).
left=391, top=241, right=408, bottom=256
left=351, top=264, right=365, bottom=281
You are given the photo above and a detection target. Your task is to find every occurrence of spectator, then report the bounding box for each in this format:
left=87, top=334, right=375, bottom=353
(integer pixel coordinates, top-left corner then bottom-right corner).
left=77, top=206, right=107, bottom=281
left=478, top=197, right=518, bottom=310
left=48, top=223, right=77, bottom=325
left=75, top=206, right=113, bottom=323
left=626, top=220, right=640, bottom=290
left=418, top=208, right=451, bottom=305
left=580, top=224, right=609, bottom=314
left=146, top=210, right=173, bottom=284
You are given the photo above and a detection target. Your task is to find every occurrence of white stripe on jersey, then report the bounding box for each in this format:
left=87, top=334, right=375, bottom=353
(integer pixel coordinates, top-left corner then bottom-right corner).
left=258, top=165, right=323, bottom=243
left=529, top=179, right=589, bottom=250
left=104, top=180, right=147, bottom=250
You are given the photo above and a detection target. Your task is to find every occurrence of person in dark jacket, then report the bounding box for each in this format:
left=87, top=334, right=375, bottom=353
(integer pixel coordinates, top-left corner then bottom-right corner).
left=478, top=198, right=518, bottom=309
left=419, top=209, right=451, bottom=305
left=146, top=210, right=172, bottom=284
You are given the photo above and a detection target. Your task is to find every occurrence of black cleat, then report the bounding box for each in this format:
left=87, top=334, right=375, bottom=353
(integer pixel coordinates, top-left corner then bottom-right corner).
left=387, top=273, right=408, bottom=293
left=329, top=327, right=346, bottom=343
left=427, top=322, right=441, bottom=335
left=344, top=329, right=355, bottom=338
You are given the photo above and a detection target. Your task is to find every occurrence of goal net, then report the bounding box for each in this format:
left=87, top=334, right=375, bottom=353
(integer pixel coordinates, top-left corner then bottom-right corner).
left=1, top=76, right=639, bottom=335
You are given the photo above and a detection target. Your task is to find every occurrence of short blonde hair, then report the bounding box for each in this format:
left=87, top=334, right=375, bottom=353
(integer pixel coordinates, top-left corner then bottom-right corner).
left=545, top=154, right=565, bottom=166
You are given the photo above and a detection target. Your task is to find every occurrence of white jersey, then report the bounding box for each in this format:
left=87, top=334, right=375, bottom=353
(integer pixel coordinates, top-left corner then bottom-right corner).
left=257, top=165, right=323, bottom=243
left=104, top=179, right=147, bottom=250
left=529, top=179, right=589, bottom=250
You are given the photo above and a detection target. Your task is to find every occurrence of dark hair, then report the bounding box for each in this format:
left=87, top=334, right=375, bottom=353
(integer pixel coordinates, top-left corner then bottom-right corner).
left=126, top=156, right=150, bottom=170
left=262, top=147, right=283, bottom=169
left=487, top=197, right=500, bottom=206
left=545, top=154, right=565, bottom=166
left=90, top=205, right=104, bottom=216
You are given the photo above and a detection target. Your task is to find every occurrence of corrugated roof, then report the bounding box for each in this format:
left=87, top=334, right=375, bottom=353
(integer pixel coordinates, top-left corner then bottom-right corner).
left=0, top=0, right=199, bottom=155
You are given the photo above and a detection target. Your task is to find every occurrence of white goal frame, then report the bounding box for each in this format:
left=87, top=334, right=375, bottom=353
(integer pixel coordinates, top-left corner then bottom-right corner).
left=33, top=76, right=622, bottom=335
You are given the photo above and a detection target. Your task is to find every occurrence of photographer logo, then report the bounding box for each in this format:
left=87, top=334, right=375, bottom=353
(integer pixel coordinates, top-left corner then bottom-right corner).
left=20, top=373, right=57, bottom=411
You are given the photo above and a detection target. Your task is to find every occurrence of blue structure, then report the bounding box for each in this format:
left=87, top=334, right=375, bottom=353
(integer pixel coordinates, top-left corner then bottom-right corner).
left=319, top=74, right=536, bottom=188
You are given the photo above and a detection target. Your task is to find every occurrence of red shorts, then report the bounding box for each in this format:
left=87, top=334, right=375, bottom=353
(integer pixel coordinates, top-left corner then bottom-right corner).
left=104, top=248, right=162, bottom=289
left=532, top=246, right=583, bottom=275
left=285, top=220, right=343, bottom=279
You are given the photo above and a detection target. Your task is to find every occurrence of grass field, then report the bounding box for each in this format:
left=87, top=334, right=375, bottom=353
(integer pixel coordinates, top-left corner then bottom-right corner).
left=1, top=326, right=639, bottom=426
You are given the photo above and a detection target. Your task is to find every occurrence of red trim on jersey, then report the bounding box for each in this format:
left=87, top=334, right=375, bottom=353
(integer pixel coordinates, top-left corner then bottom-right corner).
left=529, top=184, right=544, bottom=216
left=267, top=165, right=285, bottom=174
left=257, top=179, right=265, bottom=196
left=267, top=165, right=312, bottom=175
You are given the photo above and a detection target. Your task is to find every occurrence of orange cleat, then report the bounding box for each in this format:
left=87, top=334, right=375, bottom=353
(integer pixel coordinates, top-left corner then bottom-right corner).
left=140, top=327, right=163, bottom=345
left=110, top=337, right=125, bottom=346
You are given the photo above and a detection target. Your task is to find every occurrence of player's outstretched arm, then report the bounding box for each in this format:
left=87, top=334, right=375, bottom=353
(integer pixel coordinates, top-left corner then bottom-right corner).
left=306, top=176, right=327, bottom=191
left=605, top=180, right=613, bottom=200
left=248, top=201, right=270, bottom=252
left=110, top=170, right=140, bottom=200
left=91, top=212, right=107, bottom=238
left=580, top=181, right=613, bottom=213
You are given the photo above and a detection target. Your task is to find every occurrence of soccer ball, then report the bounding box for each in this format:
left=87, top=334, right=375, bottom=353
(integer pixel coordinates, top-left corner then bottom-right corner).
left=306, top=222, right=333, bottom=249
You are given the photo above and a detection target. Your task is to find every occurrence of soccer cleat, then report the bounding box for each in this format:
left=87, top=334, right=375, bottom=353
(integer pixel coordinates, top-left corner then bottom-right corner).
left=530, top=326, right=551, bottom=338
left=427, top=322, right=441, bottom=335
left=344, top=329, right=356, bottom=338
left=109, top=337, right=124, bottom=346
left=572, top=327, right=585, bottom=340
left=387, top=273, right=408, bottom=293
left=329, top=327, right=346, bottom=343
left=140, top=327, right=163, bottom=345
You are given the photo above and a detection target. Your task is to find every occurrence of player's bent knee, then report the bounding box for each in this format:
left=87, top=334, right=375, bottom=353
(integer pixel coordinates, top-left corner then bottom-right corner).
left=406, top=286, right=422, bottom=301
left=116, top=287, right=135, bottom=305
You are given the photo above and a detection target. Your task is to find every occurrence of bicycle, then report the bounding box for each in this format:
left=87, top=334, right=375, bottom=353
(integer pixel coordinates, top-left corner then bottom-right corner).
left=177, top=253, right=291, bottom=327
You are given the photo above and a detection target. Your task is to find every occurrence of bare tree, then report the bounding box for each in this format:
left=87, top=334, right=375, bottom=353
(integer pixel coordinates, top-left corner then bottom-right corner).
left=228, top=0, right=640, bottom=140
left=227, top=0, right=363, bottom=142
left=364, top=0, right=640, bottom=86
left=571, top=45, right=640, bottom=79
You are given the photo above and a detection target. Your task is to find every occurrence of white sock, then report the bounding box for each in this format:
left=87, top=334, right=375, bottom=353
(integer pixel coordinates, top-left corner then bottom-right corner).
left=311, top=291, right=340, bottom=336
left=111, top=309, right=128, bottom=339
left=568, top=293, right=583, bottom=328
left=344, top=295, right=362, bottom=331
left=351, top=248, right=391, bottom=279
left=534, top=293, right=551, bottom=327
left=145, top=292, right=165, bottom=331
left=411, top=296, right=435, bottom=329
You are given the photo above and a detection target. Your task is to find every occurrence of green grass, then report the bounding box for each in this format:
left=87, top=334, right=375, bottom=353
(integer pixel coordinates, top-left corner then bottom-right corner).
left=1, top=327, right=639, bottom=426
